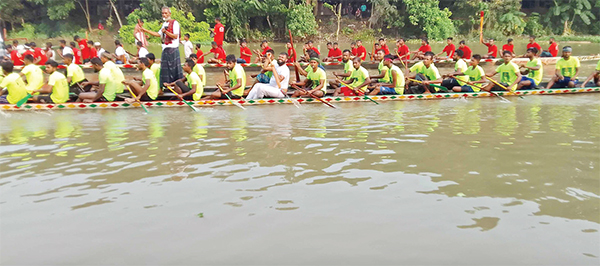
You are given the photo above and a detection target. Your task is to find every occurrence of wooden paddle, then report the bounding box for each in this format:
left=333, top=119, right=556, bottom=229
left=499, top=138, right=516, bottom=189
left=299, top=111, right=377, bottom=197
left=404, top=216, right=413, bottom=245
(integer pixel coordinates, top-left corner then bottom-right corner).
left=288, top=30, right=301, bottom=82
left=166, top=86, right=199, bottom=112
left=453, top=76, right=509, bottom=101
left=407, top=78, right=448, bottom=92
left=291, top=84, right=336, bottom=109
left=125, top=86, right=150, bottom=113
left=217, top=84, right=246, bottom=110
left=16, top=94, right=33, bottom=107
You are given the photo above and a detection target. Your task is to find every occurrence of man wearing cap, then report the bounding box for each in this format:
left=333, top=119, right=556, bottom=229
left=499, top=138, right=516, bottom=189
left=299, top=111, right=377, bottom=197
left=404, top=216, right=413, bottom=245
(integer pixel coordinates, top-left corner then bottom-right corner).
left=140, top=6, right=183, bottom=87
left=546, top=46, right=579, bottom=89
left=94, top=42, right=105, bottom=58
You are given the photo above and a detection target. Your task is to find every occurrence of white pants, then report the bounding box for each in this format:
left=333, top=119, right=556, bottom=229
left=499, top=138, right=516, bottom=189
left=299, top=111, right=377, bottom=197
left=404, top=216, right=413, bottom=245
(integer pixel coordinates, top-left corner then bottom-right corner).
left=247, top=83, right=286, bottom=99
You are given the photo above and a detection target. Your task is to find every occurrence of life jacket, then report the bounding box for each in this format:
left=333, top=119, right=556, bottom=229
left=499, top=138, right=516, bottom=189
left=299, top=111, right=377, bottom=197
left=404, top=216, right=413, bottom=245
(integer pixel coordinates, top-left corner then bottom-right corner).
left=162, top=19, right=180, bottom=45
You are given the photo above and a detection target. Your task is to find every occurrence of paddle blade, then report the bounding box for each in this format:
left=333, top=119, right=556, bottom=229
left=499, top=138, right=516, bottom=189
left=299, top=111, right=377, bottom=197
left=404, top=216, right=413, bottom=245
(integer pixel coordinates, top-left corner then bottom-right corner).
left=16, top=94, right=32, bottom=107
left=480, top=11, right=484, bottom=18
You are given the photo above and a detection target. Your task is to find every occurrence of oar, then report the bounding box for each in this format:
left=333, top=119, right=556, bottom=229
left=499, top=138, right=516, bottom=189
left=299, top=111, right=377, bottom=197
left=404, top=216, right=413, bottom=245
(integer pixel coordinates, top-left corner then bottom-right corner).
left=344, top=84, right=379, bottom=105
left=453, top=76, right=509, bottom=102
left=166, top=85, right=199, bottom=112
left=285, top=91, right=301, bottom=108
left=16, top=93, right=33, bottom=107
left=125, top=86, right=150, bottom=113
left=291, top=84, right=336, bottom=109
left=486, top=76, right=523, bottom=99
left=217, top=84, right=246, bottom=110
left=407, top=78, right=448, bottom=92
left=288, top=30, right=301, bottom=82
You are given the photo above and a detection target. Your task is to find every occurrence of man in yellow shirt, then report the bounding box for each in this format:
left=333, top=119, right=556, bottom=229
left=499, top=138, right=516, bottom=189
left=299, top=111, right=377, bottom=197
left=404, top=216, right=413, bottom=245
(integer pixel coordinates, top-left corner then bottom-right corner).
left=517, top=47, right=543, bottom=90
left=0, top=61, right=28, bottom=104
left=123, top=57, right=159, bottom=102
left=483, top=50, right=522, bottom=92
left=440, top=49, right=469, bottom=91
left=101, top=53, right=125, bottom=93
left=147, top=53, right=161, bottom=88
left=580, top=60, right=600, bottom=88
left=78, top=58, right=118, bottom=102
left=406, top=51, right=441, bottom=94
left=189, top=53, right=206, bottom=87
left=336, top=57, right=371, bottom=96
left=292, top=57, right=327, bottom=98
left=19, top=54, right=44, bottom=94
left=32, top=60, right=70, bottom=104
left=63, top=53, right=87, bottom=94
left=546, top=46, right=579, bottom=89
left=370, top=55, right=405, bottom=95
left=164, top=59, right=203, bottom=101
left=206, top=55, right=245, bottom=99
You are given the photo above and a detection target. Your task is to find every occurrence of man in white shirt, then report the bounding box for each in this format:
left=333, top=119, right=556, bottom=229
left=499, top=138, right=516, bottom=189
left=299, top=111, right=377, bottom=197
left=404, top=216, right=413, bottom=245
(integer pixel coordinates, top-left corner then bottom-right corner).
left=137, top=41, right=149, bottom=58
left=94, top=42, right=105, bottom=58
left=59, top=40, right=73, bottom=59
left=181, top=33, right=194, bottom=58
left=247, top=52, right=290, bottom=99
left=140, top=6, right=183, bottom=86
left=114, top=40, right=127, bottom=64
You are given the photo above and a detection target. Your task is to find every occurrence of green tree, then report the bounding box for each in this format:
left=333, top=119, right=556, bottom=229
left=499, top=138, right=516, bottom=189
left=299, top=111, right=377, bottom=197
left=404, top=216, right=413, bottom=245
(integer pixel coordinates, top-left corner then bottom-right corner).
left=403, top=0, right=455, bottom=40
left=545, top=0, right=598, bottom=35
left=368, top=0, right=405, bottom=32
left=286, top=1, right=318, bottom=39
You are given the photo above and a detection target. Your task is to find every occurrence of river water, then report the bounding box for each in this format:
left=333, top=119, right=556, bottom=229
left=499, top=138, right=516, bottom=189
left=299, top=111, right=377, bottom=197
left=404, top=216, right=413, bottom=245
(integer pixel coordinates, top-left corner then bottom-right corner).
left=1, top=92, right=599, bottom=264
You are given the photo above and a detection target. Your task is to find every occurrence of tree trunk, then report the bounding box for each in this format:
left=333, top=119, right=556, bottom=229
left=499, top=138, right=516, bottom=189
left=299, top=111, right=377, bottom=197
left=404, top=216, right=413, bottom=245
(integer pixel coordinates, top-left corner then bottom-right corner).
left=76, top=0, right=93, bottom=32
left=267, top=15, right=273, bottom=34
left=109, top=0, right=123, bottom=29
left=336, top=4, right=341, bottom=41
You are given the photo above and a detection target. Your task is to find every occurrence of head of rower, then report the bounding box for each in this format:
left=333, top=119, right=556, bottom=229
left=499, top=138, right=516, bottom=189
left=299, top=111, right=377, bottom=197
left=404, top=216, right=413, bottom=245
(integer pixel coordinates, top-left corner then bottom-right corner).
left=147, top=53, right=156, bottom=65
left=100, top=53, right=113, bottom=64
left=309, top=57, right=320, bottom=72
left=526, top=47, right=537, bottom=59
left=423, top=51, right=435, bottom=67
left=44, top=60, right=59, bottom=75
left=383, top=55, right=394, bottom=68
left=501, top=50, right=513, bottom=64
left=260, top=40, right=268, bottom=50
left=421, top=38, right=428, bottom=46
left=225, top=54, right=237, bottom=71
left=529, top=36, right=536, bottom=44
left=459, top=40, right=466, bottom=48
left=351, top=42, right=356, bottom=49
left=137, top=57, right=151, bottom=72
left=87, top=40, right=94, bottom=48
left=1, top=60, right=13, bottom=76
left=326, top=42, right=332, bottom=51
left=29, top=42, right=37, bottom=49
left=379, top=38, right=386, bottom=47
left=277, top=52, right=288, bottom=66
left=562, top=46, right=572, bottom=60
left=397, top=38, right=405, bottom=47
left=161, top=6, right=172, bottom=21
left=376, top=49, right=385, bottom=61
left=241, top=39, right=248, bottom=48
left=211, top=41, right=218, bottom=50
left=352, top=56, right=362, bottom=70
left=286, top=41, right=293, bottom=50
left=59, top=40, right=67, bottom=48
left=182, top=58, right=194, bottom=74
left=507, top=38, right=514, bottom=45
left=488, top=38, right=494, bottom=45
left=469, top=54, right=481, bottom=67
left=356, top=40, right=363, bottom=47
left=342, top=49, right=351, bottom=63
left=374, top=43, right=380, bottom=51
left=453, top=49, right=464, bottom=62
left=70, top=41, right=77, bottom=49
left=307, top=40, right=314, bottom=48
left=63, top=53, right=74, bottom=66
left=549, top=37, right=555, bottom=44
left=446, top=37, right=453, bottom=45
left=264, top=49, right=275, bottom=62
left=45, top=42, right=53, bottom=50
left=333, top=42, right=339, bottom=50
left=23, top=54, right=34, bottom=65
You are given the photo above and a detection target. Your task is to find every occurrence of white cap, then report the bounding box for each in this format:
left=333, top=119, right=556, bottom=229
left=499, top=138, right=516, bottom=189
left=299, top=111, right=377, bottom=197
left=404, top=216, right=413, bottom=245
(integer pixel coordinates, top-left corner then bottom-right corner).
left=16, top=45, right=26, bottom=55
left=94, top=42, right=101, bottom=46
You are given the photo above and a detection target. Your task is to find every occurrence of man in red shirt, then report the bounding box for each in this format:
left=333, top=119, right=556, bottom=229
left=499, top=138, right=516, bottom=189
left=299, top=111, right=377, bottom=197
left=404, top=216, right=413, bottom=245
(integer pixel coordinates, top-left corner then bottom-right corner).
left=542, top=37, right=559, bottom=57
left=286, top=41, right=296, bottom=62
left=9, top=46, right=24, bottom=66
left=324, top=42, right=343, bottom=62
left=75, top=34, right=90, bottom=63
left=207, top=41, right=226, bottom=63
left=306, top=40, right=320, bottom=55
left=412, top=38, right=431, bottom=60
left=395, top=38, right=410, bottom=60
left=29, top=42, right=47, bottom=65
left=378, top=38, right=390, bottom=55
left=195, top=44, right=204, bottom=63
left=351, top=42, right=358, bottom=58
left=356, top=40, right=367, bottom=61
left=436, top=37, right=455, bottom=59
left=87, top=40, right=97, bottom=59
left=22, top=46, right=34, bottom=59
left=213, top=17, right=225, bottom=48
left=481, top=37, right=498, bottom=58
left=239, top=39, right=252, bottom=63
left=458, top=40, right=472, bottom=59
left=526, top=36, right=542, bottom=56
left=70, top=42, right=82, bottom=64
left=502, top=38, right=515, bottom=56
left=253, top=40, right=272, bottom=63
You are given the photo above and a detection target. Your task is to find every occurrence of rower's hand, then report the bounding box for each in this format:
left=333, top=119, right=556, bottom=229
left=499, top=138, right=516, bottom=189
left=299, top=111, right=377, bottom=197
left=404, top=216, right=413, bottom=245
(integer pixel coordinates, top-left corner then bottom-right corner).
left=333, top=71, right=338, bottom=76
left=558, top=75, right=564, bottom=81
left=580, top=84, right=586, bottom=88
left=124, top=98, right=135, bottom=104
left=177, top=95, right=184, bottom=101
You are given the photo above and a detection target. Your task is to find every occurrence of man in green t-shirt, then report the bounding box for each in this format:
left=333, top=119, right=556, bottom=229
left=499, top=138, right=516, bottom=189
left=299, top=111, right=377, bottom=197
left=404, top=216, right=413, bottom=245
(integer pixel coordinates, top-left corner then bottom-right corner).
left=291, top=57, right=327, bottom=98
left=517, top=47, right=543, bottom=90
left=63, top=53, right=88, bottom=94
left=164, top=59, right=203, bottom=101
left=207, top=55, right=246, bottom=99
left=440, top=49, right=469, bottom=91
left=122, top=57, right=159, bottom=102
left=454, top=54, right=486, bottom=92
left=330, top=50, right=354, bottom=92
left=546, top=46, right=579, bottom=89
left=336, top=57, right=371, bottom=96
left=0, top=60, right=28, bottom=104
left=406, top=51, right=441, bottom=94
left=78, top=58, right=118, bottom=102
left=32, top=60, right=70, bottom=104
left=580, top=60, right=600, bottom=88
left=370, top=55, right=405, bottom=95
left=483, top=50, right=522, bottom=92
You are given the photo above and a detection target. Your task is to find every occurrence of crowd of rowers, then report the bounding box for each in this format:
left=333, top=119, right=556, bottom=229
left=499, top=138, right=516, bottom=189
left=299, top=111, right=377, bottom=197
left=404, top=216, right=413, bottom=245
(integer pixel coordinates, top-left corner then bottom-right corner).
left=0, top=36, right=599, bottom=105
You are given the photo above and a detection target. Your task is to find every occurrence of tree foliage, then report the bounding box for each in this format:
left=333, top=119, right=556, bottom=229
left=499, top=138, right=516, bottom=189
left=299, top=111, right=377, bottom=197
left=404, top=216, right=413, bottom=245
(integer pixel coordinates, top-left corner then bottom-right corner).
left=286, top=2, right=318, bottom=39
left=403, top=0, right=456, bottom=40
left=545, top=0, right=598, bottom=35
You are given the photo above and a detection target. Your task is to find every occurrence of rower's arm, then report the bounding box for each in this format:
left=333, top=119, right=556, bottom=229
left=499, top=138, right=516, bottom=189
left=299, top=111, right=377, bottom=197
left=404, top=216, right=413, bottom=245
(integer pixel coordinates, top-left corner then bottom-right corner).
left=241, top=50, right=252, bottom=57
left=355, top=77, right=371, bottom=92
left=180, top=83, right=196, bottom=98
left=33, top=57, right=41, bottom=65
left=135, top=79, right=151, bottom=101
left=309, top=79, right=326, bottom=93
left=574, top=67, right=580, bottom=79
left=486, top=71, right=498, bottom=77
left=370, top=72, right=385, bottom=79
left=93, top=84, right=105, bottom=101
left=507, top=72, right=522, bottom=91
left=581, top=71, right=599, bottom=87
left=523, top=64, right=541, bottom=71
left=334, top=72, right=351, bottom=78
left=34, top=84, right=53, bottom=94
left=379, top=70, right=398, bottom=88
left=224, top=78, right=242, bottom=93
left=294, top=63, right=308, bottom=76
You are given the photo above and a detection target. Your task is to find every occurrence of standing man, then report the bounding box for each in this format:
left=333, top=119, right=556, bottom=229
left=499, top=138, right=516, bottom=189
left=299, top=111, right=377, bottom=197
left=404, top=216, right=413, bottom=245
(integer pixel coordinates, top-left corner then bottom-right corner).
left=140, top=6, right=184, bottom=88
left=181, top=33, right=194, bottom=58
left=213, top=17, right=225, bottom=48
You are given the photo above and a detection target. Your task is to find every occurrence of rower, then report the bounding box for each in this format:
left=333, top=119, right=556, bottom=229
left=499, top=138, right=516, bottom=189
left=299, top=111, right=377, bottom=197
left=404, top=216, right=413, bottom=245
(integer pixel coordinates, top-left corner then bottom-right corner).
left=58, top=40, right=73, bottom=59
left=395, top=38, right=410, bottom=61
left=329, top=49, right=353, bottom=92
left=188, top=54, right=206, bottom=87
left=78, top=58, right=117, bottom=102
left=412, top=38, right=431, bottom=60
left=324, top=42, right=342, bottom=62
left=350, top=42, right=358, bottom=58
left=114, top=40, right=127, bottom=64
left=137, top=41, right=149, bottom=59
left=406, top=51, right=441, bottom=94
left=368, top=49, right=390, bottom=90
left=98, top=53, right=125, bottom=93
left=436, top=37, right=455, bottom=59
left=206, top=55, right=245, bottom=100
left=546, top=46, right=579, bottom=89
left=20, top=54, right=44, bottom=94
left=206, top=41, right=226, bottom=64
left=253, top=40, right=272, bottom=63
left=247, top=52, right=290, bottom=100
left=239, top=39, right=252, bottom=64
left=371, top=55, right=405, bottom=95
left=10, top=45, right=24, bottom=66
left=292, top=57, right=326, bottom=98
left=440, top=49, right=469, bottom=91
left=580, top=60, right=600, bottom=88
left=378, top=38, right=390, bottom=55
left=502, top=38, right=515, bottom=56
left=123, top=57, right=160, bottom=102
left=31, top=60, right=69, bottom=104
left=249, top=49, right=275, bottom=93
left=69, top=41, right=82, bottom=64
left=335, top=57, right=370, bottom=96
left=29, top=42, right=47, bottom=65
left=94, top=42, right=105, bottom=58
left=87, top=40, right=97, bottom=59
left=74, top=34, right=90, bottom=63
left=454, top=54, right=486, bottom=92
left=370, top=43, right=381, bottom=60
left=458, top=40, right=472, bottom=59
left=542, top=37, right=558, bottom=57
left=526, top=36, right=542, bottom=56
left=147, top=53, right=161, bottom=88
left=480, top=37, right=498, bottom=59
left=286, top=41, right=296, bottom=63
left=63, top=54, right=87, bottom=94
left=483, top=50, right=522, bottom=92
left=0, top=60, right=28, bottom=105
left=517, top=47, right=543, bottom=90
left=306, top=41, right=320, bottom=57
left=164, top=59, right=202, bottom=100
left=195, top=43, right=204, bottom=63
left=44, top=42, right=55, bottom=61
left=355, top=40, right=367, bottom=61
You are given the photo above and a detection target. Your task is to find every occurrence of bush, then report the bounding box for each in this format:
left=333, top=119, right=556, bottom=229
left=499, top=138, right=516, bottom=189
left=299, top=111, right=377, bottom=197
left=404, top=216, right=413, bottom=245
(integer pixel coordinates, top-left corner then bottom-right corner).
left=120, top=7, right=212, bottom=45
left=524, top=13, right=546, bottom=37
left=286, top=3, right=318, bottom=39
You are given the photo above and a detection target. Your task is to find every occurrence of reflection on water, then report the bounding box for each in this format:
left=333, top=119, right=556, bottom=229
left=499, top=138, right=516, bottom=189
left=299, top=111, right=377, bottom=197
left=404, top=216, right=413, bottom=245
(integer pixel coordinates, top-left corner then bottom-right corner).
left=1, top=95, right=599, bottom=264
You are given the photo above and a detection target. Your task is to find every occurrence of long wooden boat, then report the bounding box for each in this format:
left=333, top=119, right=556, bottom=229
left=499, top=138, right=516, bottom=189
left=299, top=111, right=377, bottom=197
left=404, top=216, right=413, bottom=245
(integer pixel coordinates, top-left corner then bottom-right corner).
left=3, top=87, right=598, bottom=111
left=12, top=54, right=600, bottom=72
